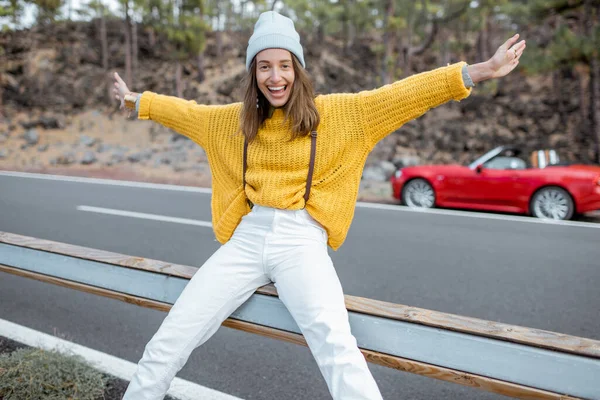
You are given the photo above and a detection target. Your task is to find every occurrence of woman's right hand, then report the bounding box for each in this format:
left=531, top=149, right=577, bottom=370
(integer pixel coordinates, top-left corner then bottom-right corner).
left=113, top=72, right=131, bottom=111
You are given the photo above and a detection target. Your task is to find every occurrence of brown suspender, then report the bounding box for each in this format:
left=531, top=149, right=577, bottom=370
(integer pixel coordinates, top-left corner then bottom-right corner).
left=243, top=130, right=317, bottom=209
left=243, top=137, right=250, bottom=206
left=304, top=131, right=317, bottom=202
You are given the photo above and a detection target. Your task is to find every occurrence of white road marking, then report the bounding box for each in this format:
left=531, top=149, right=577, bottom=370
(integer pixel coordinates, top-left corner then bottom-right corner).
left=0, top=318, right=243, bottom=400
left=0, top=170, right=211, bottom=193
left=3, top=170, right=599, bottom=228
left=77, top=205, right=213, bottom=227
left=357, top=202, right=600, bottom=229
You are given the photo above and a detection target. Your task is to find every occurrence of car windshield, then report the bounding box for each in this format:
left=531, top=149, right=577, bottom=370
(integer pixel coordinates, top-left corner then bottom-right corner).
left=483, top=156, right=528, bottom=170
left=467, top=147, right=507, bottom=169
left=468, top=147, right=561, bottom=170
left=468, top=147, right=534, bottom=169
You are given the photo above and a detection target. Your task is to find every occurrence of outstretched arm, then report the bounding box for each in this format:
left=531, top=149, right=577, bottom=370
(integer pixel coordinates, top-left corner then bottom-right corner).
left=359, top=34, right=526, bottom=147
left=112, top=72, right=211, bottom=148
left=358, top=62, right=471, bottom=147
left=467, top=34, right=526, bottom=84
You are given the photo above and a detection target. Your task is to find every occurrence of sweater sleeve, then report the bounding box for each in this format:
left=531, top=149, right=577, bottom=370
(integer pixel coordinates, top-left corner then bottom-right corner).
left=359, top=62, right=472, bottom=147
left=137, top=91, right=211, bottom=148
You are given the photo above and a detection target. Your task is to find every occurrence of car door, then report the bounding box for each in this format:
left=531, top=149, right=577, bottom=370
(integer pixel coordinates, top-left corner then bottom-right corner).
left=437, top=166, right=484, bottom=204
left=473, top=169, right=521, bottom=206
left=474, top=157, right=529, bottom=207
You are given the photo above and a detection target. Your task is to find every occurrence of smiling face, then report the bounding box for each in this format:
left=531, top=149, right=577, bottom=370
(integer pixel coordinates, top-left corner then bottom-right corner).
left=255, top=48, right=295, bottom=108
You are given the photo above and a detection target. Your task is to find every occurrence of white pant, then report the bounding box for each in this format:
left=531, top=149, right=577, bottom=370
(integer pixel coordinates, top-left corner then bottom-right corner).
left=123, top=205, right=383, bottom=400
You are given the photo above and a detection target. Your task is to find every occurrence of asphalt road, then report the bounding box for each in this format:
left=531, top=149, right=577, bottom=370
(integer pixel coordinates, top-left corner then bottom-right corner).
left=1, top=172, right=599, bottom=399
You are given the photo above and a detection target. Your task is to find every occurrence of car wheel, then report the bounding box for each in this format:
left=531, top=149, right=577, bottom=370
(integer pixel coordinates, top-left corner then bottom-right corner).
left=402, top=179, right=435, bottom=208
left=530, top=186, right=574, bottom=220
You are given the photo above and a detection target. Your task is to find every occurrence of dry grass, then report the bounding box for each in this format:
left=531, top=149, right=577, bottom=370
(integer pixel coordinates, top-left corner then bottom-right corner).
left=0, top=347, right=106, bottom=400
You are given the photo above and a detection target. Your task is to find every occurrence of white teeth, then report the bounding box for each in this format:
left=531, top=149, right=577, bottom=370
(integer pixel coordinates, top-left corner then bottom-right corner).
left=268, top=86, right=285, bottom=91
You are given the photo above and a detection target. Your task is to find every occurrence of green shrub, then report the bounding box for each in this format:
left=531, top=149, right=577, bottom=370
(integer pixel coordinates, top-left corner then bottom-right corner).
left=0, top=347, right=107, bottom=400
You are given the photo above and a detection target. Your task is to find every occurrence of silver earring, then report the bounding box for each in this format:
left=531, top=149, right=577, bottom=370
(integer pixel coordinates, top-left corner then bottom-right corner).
left=256, top=96, right=259, bottom=109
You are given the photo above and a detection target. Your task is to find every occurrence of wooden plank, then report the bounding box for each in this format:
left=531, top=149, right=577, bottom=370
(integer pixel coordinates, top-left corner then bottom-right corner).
left=360, top=349, right=580, bottom=400
left=0, top=264, right=580, bottom=400
left=0, top=243, right=189, bottom=304
left=342, top=295, right=600, bottom=359
left=260, top=282, right=600, bottom=360
left=1, top=231, right=598, bottom=359
left=0, top=231, right=198, bottom=278
left=0, top=263, right=172, bottom=313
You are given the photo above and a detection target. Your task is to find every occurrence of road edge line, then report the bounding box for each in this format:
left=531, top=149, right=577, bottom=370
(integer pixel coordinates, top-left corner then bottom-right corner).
left=0, top=318, right=242, bottom=400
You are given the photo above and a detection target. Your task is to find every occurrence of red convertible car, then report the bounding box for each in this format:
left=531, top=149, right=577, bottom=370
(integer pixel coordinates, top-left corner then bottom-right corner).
left=390, top=146, right=600, bottom=220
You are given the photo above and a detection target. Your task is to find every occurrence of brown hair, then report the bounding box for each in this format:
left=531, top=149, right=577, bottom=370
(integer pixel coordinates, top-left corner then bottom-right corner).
left=239, top=55, right=320, bottom=142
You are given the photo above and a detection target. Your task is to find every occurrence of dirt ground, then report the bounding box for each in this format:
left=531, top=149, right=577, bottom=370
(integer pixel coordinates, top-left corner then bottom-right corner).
left=0, top=109, right=395, bottom=202
left=0, top=110, right=208, bottom=184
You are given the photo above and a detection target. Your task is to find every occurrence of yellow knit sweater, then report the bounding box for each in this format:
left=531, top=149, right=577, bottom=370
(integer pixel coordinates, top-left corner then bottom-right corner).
left=138, top=62, right=471, bottom=250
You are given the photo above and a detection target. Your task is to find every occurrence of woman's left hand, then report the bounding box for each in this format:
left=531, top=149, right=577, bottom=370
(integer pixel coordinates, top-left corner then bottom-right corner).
left=467, top=34, right=526, bottom=84
left=487, top=34, right=526, bottom=79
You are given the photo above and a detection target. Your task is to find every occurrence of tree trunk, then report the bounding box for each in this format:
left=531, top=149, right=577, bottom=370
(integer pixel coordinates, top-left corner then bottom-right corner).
left=197, top=52, right=206, bottom=83
left=553, top=70, right=567, bottom=128
left=225, top=1, right=233, bottom=31
left=148, top=28, right=156, bottom=47
left=100, top=13, right=108, bottom=70
left=400, top=1, right=417, bottom=78
left=438, top=0, right=452, bottom=65
left=590, top=57, right=600, bottom=162
left=345, top=21, right=355, bottom=56
left=576, top=65, right=590, bottom=137
left=132, top=21, right=138, bottom=86
left=123, top=0, right=132, bottom=87
left=342, top=0, right=355, bottom=55
left=175, top=61, right=183, bottom=98
left=317, top=23, right=325, bottom=46
left=476, top=13, right=489, bottom=62
left=240, top=0, right=247, bottom=21
left=592, top=3, right=600, bottom=162
left=584, top=0, right=600, bottom=162
left=0, top=75, right=4, bottom=120
left=216, top=29, right=222, bottom=60
left=553, top=15, right=566, bottom=128
left=193, top=1, right=206, bottom=83
left=10, top=0, right=18, bottom=25
left=440, top=26, right=449, bottom=65
left=381, top=0, right=395, bottom=85
left=215, top=1, right=222, bottom=58
left=100, top=8, right=110, bottom=105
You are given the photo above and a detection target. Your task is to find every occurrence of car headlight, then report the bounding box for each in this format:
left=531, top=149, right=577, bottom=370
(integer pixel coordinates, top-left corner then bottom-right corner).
left=394, top=170, right=403, bottom=179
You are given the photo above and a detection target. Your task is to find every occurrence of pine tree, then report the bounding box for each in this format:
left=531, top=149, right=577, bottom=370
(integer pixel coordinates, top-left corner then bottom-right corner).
left=0, top=0, right=24, bottom=28
left=30, top=0, right=63, bottom=24
left=505, top=0, right=600, bottom=161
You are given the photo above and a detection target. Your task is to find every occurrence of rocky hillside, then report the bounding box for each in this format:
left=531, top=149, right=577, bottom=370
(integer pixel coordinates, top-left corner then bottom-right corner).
left=0, top=19, right=597, bottom=199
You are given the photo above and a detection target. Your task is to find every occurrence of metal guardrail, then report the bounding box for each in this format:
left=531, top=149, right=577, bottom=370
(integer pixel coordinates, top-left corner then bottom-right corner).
left=1, top=231, right=599, bottom=399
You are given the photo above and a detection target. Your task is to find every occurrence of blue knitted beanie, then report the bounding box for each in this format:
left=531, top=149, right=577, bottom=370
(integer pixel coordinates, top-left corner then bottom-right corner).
left=246, top=11, right=305, bottom=71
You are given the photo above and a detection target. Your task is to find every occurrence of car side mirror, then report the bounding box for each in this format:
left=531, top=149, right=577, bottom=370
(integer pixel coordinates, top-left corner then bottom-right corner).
left=475, top=165, right=484, bottom=174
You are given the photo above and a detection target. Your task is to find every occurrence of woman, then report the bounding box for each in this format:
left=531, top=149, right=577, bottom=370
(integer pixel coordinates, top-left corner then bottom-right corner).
left=114, top=10, right=525, bottom=400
